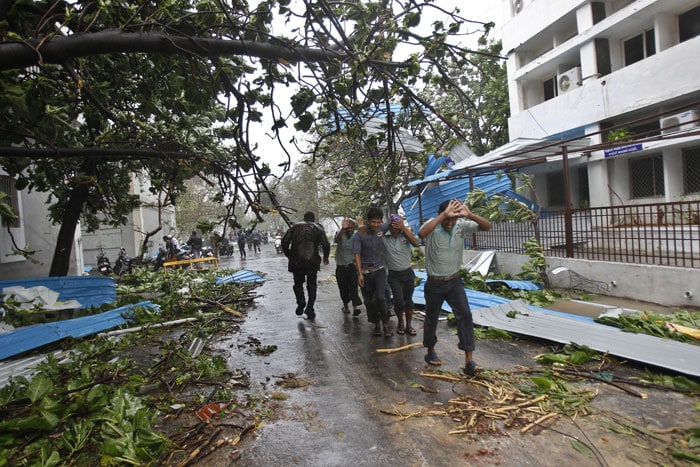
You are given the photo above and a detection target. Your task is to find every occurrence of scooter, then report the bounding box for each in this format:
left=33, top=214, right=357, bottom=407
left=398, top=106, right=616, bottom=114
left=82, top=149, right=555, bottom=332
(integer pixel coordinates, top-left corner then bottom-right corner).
left=96, top=249, right=113, bottom=275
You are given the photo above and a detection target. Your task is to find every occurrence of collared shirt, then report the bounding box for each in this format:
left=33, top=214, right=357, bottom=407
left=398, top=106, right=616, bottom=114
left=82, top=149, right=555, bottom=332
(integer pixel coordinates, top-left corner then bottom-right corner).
left=352, top=224, right=387, bottom=268
left=335, top=230, right=356, bottom=266
left=422, top=218, right=478, bottom=277
left=382, top=229, right=413, bottom=272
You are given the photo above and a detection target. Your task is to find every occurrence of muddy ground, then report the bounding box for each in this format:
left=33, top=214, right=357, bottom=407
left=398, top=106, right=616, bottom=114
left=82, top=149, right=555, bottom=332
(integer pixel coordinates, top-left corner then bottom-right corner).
left=169, top=244, right=699, bottom=466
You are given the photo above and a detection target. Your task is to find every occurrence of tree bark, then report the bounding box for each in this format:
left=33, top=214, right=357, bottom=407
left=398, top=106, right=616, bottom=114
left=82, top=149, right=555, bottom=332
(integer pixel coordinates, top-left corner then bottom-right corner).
left=0, top=31, right=352, bottom=72
left=49, top=184, right=90, bottom=276
left=49, top=160, right=97, bottom=276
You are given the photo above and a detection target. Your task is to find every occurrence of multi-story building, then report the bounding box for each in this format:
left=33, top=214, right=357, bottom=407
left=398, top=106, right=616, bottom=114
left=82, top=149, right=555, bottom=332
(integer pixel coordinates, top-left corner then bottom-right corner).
left=502, top=0, right=700, bottom=210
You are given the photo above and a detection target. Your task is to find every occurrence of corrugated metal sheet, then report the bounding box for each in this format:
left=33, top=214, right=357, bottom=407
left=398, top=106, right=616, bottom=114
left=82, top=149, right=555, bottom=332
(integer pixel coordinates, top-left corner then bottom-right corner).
left=0, top=276, right=116, bottom=309
left=475, top=300, right=700, bottom=377
left=412, top=272, right=700, bottom=376
left=0, top=301, right=158, bottom=361
left=402, top=174, right=512, bottom=231
left=215, top=269, right=266, bottom=285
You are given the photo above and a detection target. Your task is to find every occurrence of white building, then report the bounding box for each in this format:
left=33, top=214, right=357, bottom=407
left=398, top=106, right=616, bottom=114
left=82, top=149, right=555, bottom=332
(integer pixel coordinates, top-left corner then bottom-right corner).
left=501, top=0, right=700, bottom=209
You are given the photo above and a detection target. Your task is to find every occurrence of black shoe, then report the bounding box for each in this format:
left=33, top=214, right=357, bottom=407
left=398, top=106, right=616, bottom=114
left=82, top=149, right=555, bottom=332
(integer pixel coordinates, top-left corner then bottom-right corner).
left=352, top=308, right=362, bottom=317
left=305, top=308, right=315, bottom=321
left=295, top=306, right=305, bottom=316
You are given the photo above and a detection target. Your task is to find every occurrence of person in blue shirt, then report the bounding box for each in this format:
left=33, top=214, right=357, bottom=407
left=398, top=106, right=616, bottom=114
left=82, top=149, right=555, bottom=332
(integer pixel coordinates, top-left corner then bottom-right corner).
left=418, top=199, right=492, bottom=376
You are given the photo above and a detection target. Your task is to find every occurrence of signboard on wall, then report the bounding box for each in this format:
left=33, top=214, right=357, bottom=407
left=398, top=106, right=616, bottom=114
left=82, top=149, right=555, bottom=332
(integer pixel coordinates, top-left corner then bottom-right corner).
left=604, top=143, right=643, bottom=158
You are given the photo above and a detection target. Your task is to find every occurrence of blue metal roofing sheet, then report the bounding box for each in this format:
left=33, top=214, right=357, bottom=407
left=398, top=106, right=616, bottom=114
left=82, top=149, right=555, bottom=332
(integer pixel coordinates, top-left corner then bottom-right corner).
left=0, top=301, right=159, bottom=360
left=0, top=276, right=116, bottom=309
left=216, top=269, right=266, bottom=285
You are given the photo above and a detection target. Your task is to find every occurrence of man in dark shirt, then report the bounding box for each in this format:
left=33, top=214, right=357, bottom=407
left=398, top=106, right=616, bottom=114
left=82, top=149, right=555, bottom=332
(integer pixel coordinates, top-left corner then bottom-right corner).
left=281, top=211, right=330, bottom=321
left=353, top=207, right=392, bottom=337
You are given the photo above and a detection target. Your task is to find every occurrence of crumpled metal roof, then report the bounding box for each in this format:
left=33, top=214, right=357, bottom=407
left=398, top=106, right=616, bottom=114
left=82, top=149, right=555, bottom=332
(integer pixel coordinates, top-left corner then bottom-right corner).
left=412, top=272, right=700, bottom=377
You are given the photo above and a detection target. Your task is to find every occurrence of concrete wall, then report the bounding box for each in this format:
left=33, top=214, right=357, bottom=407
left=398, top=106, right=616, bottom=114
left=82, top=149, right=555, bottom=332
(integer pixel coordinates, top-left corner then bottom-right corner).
left=463, top=250, right=699, bottom=309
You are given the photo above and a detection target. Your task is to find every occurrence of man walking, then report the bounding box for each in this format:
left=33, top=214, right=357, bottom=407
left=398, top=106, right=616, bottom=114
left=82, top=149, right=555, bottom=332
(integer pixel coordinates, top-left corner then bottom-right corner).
left=353, top=207, right=392, bottom=337
left=282, top=211, right=330, bottom=321
left=383, top=214, right=420, bottom=336
left=334, top=218, right=362, bottom=316
left=418, top=199, right=492, bottom=376
left=187, top=230, right=204, bottom=258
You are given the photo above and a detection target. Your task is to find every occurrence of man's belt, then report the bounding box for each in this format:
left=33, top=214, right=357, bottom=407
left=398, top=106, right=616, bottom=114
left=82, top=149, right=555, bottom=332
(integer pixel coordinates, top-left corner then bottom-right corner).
left=427, top=272, right=460, bottom=281
left=361, top=265, right=384, bottom=275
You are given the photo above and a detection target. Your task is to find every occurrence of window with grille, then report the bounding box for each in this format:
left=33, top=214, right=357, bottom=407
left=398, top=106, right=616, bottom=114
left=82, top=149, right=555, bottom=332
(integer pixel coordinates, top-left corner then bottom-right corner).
left=0, top=175, right=20, bottom=228
left=624, top=29, right=655, bottom=66
left=683, top=146, right=700, bottom=194
left=679, top=4, right=700, bottom=42
left=629, top=154, right=664, bottom=198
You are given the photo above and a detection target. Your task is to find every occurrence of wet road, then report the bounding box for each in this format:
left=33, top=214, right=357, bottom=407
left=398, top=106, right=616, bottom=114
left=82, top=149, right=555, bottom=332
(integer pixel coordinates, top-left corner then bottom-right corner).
left=207, top=244, right=699, bottom=467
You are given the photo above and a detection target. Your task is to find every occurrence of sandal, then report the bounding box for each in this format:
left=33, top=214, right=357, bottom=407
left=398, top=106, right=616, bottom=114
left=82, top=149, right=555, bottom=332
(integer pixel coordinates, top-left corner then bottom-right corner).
left=396, top=324, right=405, bottom=335
left=352, top=308, right=362, bottom=317
left=424, top=352, right=442, bottom=366
left=373, top=326, right=383, bottom=337
left=383, top=325, right=393, bottom=337
left=463, top=360, right=481, bottom=376
left=405, top=326, right=417, bottom=336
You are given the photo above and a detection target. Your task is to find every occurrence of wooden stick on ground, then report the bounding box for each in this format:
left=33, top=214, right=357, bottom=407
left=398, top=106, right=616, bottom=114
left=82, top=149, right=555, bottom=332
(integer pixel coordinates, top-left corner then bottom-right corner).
left=375, top=342, right=423, bottom=354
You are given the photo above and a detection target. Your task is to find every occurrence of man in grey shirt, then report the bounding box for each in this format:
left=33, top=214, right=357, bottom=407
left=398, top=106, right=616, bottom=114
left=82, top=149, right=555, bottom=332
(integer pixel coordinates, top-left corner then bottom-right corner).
left=418, top=199, right=492, bottom=375
left=382, top=214, right=420, bottom=335
left=334, top=218, right=362, bottom=316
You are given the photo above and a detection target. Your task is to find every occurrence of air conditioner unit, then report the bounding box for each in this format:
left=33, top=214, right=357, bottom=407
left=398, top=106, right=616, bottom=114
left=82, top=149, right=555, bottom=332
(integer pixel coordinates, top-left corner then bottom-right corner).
left=557, top=66, right=582, bottom=94
left=660, top=110, right=700, bottom=135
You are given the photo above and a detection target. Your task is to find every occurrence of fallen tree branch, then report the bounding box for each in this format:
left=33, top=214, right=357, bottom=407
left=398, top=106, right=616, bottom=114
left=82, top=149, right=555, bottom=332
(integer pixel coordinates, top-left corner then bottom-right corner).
left=375, top=342, right=422, bottom=354
left=194, top=296, right=244, bottom=317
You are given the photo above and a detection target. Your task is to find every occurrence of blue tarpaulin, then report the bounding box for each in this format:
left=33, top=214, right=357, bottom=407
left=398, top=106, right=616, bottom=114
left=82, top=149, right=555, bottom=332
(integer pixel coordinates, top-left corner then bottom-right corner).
left=0, top=301, right=159, bottom=361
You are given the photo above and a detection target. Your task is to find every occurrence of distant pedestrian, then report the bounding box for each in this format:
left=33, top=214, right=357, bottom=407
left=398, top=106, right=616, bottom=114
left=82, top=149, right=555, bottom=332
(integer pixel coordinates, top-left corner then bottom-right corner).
left=281, top=211, right=330, bottom=321
left=382, top=214, right=420, bottom=336
left=251, top=230, right=262, bottom=253
left=237, top=230, right=248, bottom=259
left=418, top=199, right=492, bottom=375
left=187, top=230, right=204, bottom=258
left=353, top=207, right=392, bottom=337
left=334, top=218, right=362, bottom=316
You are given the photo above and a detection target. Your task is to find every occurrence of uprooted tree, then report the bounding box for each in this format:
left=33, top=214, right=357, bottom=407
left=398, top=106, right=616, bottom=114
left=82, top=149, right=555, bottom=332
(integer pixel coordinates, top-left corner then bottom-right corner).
left=0, top=0, right=496, bottom=275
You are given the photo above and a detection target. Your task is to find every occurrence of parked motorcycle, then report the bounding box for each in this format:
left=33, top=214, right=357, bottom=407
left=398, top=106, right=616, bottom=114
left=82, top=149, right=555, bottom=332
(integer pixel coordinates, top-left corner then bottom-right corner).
left=201, top=246, right=215, bottom=258
left=153, top=245, right=193, bottom=271
left=96, top=249, right=113, bottom=275
left=113, top=247, right=137, bottom=276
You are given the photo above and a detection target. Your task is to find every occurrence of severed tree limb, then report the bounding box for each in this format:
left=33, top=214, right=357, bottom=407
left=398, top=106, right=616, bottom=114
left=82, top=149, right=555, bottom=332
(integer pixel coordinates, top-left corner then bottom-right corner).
left=375, top=342, right=423, bottom=354
left=521, top=412, right=558, bottom=433
left=419, top=372, right=461, bottom=382
left=193, top=296, right=244, bottom=317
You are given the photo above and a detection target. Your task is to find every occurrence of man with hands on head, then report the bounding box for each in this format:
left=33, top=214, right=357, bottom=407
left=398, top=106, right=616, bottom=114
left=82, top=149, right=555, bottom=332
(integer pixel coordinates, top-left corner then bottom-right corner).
left=382, top=214, right=420, bottom=336
left=418, top=199, right=492, bottom=376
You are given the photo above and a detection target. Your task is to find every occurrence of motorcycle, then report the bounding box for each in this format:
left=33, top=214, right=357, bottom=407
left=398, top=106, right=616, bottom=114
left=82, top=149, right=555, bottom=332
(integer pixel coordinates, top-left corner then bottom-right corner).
left=153, top=245, right=193, bottom=271
left=201, top=246, right=215, bottom=258
left=96, top=249, right=113, bottom=275
left=113, top=247, right=137, bottom=276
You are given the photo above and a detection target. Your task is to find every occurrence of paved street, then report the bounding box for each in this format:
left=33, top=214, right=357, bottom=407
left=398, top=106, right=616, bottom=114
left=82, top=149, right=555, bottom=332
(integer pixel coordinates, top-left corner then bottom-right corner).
left=206, top=243, right=698, bottom=467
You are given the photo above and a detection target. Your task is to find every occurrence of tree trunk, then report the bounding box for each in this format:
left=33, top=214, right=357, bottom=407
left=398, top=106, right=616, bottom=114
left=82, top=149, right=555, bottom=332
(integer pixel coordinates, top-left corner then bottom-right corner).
left=49, top=185, right=90, bottom=276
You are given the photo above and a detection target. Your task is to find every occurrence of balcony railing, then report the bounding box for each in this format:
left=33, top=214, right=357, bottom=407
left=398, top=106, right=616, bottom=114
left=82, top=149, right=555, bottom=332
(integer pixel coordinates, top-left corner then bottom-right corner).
left=472, top=200, right=700, bottom=269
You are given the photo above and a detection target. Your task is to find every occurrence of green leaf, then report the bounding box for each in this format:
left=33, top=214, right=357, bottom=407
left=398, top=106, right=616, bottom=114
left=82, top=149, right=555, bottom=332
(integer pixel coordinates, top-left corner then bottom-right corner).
left=529, top=376, right=553, bottom=389
left=27, top=374, right=52, bottom=403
